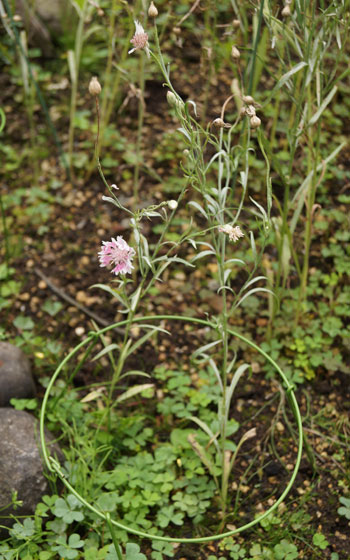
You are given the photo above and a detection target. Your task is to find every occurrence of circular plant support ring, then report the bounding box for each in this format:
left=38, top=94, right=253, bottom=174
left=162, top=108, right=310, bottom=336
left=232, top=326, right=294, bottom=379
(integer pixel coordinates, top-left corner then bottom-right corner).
left=40, top=315, right=303, bottom=544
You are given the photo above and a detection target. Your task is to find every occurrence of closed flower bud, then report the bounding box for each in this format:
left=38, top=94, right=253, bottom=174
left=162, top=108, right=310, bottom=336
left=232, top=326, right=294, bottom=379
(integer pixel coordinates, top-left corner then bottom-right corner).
left=168, top=200, right=178, bottom=210
left=239, top=106, right=247, bottom=118
left=250, top=115, right=261, bottom=128
left=148, top=1, right=158, bottom=17
left=166, top=91, right=184, bottom=109
left=167, top=91, right=177, bottom=106
left=213, top=118, right=226, bottom=128
left=232, top=19, right=240, bottom=28
left=282, top=5, right=291, bottom=16
left=242, top=95, right=255, bottom=104
left=213, top=118, right=231, bottom=129
left=231, top=46, right=240, bottom=59
left=89, top=76, right=101, bottom=96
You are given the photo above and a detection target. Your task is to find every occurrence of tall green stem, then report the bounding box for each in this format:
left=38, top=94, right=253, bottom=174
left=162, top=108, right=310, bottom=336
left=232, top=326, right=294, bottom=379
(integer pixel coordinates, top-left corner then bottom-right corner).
left=68, top=1, right=88, bottom=175
left=133, top=52, right=146, bottom=206
left=94, top=0, right=117, bottom=164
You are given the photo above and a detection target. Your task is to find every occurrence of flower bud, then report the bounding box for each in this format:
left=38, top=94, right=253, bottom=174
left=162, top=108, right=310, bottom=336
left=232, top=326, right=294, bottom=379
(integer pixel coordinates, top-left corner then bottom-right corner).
left=242, top=95, right=254, bottom=104
left=231, top=46, right=241, bottom=59
left=250, top=115, right=261, bottom=129
left=89, top=76, right=101, bottom=96
left=239, top=106, right=247, bottom=118
left=148, top=1, right=158, bottom=17
left=232, top=19, right=240, bottom=28
left=213, top=118, right=225, bottom=128
left=166, top=91, right=177, bottom=106
left=166, top=91, right=184, bottom=109
left=183, top=149, right=190, bottom=156
left=168, top=200, right=178, bottom=210
left=282, top=5, right=291, bottom=17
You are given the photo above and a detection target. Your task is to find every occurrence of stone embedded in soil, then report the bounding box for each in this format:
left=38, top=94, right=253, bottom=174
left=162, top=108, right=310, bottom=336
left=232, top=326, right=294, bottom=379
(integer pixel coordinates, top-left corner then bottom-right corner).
left=0, top=342, right=36, bottom=406
left=0, top=408, right=63, bottom=534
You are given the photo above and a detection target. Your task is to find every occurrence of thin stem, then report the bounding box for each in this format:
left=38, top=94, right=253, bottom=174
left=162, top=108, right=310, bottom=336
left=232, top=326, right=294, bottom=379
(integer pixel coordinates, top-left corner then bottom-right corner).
left=0, top=193, right=10, bottom=275
left=68, top=1, right=88, bottom=175
left=94, top=95, right=100, bottom=162
left=40, top=315, right=303, bottom=544
left=95, top=0, right=117, bottom=162
left=133, top=51, right=146, bottom=206
left=106, top=513, right=124, bottom=560
left=246, top=0, right=265, bottom=96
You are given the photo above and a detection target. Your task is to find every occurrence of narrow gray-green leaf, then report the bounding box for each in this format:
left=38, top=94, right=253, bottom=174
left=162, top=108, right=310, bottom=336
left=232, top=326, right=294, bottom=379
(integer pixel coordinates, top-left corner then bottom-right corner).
left=191, top=250, right=216, bottom=262
left=116, top=383, right=154, bottom=403
left=189, top=416, right=221, bottom=456
left=308, top=86, right=337, bottom=126
left=119, top=370, right=151, bottom=379
left=235, top=287, right=275, bottom=309
left=126, top=325, right=170, bottom=357
left=188, top=201, right=208, bottom=219
left=225, top=363, right=250, bottom=413
left=192, top=339, right=221, bottom=360
left=92, top=343, right=119, bottom=362
left=274, top=61, right=307, bottom=92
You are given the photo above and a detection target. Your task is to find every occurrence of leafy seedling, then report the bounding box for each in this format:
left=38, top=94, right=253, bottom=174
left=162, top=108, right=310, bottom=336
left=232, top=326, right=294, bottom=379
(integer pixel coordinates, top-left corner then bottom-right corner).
left=337, top=496, right=350, bottom=520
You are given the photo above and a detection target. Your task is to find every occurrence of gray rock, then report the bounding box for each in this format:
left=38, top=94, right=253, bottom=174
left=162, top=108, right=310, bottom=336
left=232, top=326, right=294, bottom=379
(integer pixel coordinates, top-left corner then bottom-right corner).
left=0, top=408, right=63, bottom=532
left=0, top=342, right=36, bottom=406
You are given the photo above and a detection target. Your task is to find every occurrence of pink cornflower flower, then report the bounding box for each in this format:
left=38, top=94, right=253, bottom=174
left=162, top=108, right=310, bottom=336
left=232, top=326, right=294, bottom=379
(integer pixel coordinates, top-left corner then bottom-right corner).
left=218, top=224, right=244, bottom=242
left=98, top=236, right=136, bottom=276
left=129, top=20, right=150, bottom=58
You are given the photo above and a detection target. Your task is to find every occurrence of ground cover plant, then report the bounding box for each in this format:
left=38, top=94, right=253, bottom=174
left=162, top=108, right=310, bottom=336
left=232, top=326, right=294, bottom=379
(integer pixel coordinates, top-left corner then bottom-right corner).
left=1, top=0, right=350, bottom=558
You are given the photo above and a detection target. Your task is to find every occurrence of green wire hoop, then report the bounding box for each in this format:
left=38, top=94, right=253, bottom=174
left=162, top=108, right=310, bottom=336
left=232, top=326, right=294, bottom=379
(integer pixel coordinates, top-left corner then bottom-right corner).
left=40, top=314, right=303, bottom=544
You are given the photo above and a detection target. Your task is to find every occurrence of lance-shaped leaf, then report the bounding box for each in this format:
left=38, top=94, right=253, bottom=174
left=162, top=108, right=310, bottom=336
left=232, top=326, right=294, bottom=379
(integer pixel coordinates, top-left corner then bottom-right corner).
left=225, top=363, right=251, bottom=414
left=187, top=433, right=218, bottom=484
left=126, top=324, right=170, bottom=357
left=189, top=416, right=221, bottom=456
left=191, top=339, right=221, bottom=361
left=92, top=343, right=120, bottom=362
left=116, top=383, right=154, bottom=403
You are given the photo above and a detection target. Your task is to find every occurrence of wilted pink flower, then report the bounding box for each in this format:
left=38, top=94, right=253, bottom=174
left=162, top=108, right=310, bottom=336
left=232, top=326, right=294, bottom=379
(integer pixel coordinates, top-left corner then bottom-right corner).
left=218, top=224, right=244, bottom=242
left=98, top=236, right=136, bottom=276
left=129, top=20, right=150, bottom=58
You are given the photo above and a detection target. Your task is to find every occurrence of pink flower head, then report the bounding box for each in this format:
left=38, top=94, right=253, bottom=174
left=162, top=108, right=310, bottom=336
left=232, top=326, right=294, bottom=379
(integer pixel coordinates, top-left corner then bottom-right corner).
left=129, top=20, right=150, bottom=58
left=98, top=236, right=136, bottom=276
left=218, top=224, right=244, bottom=243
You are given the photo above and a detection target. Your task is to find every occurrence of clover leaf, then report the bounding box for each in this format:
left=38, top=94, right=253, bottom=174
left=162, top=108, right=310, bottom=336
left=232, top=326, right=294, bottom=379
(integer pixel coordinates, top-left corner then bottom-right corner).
left=274, top=539, right=298, bottom=560
left=9, top=518, right=35, bottom=540
left=52, top=495, right=84, bottom=524
left=338, top=496, right=350, bottom=520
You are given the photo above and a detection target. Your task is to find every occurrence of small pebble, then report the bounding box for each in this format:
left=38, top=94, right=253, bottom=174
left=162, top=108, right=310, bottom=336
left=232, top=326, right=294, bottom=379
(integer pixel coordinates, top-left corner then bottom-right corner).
left=276, top=421, right=285, bottom=432
left=80, top=256, right=90, bottom=266
left=76, top=291, right=87, bottom=303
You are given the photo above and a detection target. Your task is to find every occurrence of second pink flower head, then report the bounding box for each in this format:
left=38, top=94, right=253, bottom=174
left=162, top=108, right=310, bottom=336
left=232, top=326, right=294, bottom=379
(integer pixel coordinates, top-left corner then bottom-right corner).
left=98, top=236, right=136, bottom=276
